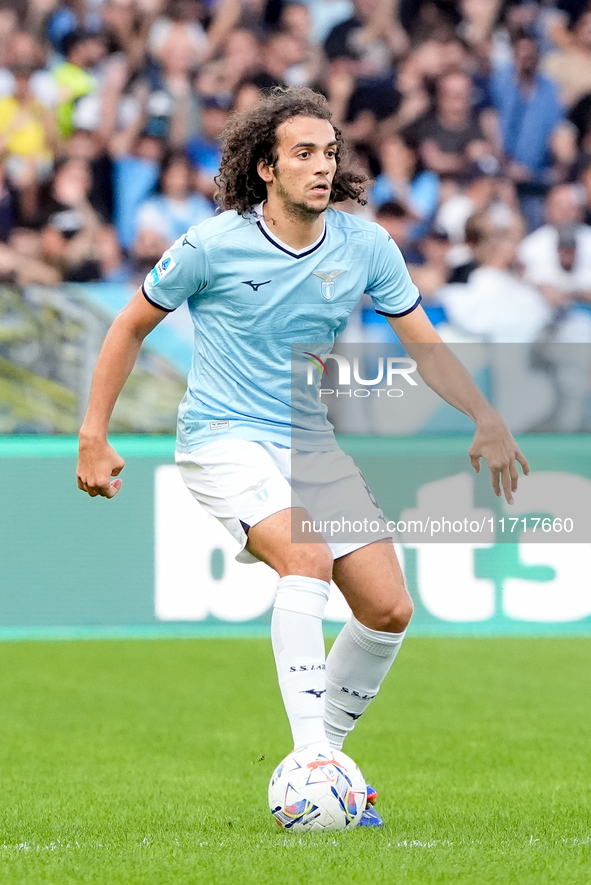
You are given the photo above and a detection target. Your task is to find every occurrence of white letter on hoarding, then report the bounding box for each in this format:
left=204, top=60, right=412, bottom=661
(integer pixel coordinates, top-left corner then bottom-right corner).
left=154, top=465, right=277, bottom=621
left=501, top=473, right=591, bottom=622
left=403, top=474, right=495, bottom=621
left=412, top=544, right=496, bottom=621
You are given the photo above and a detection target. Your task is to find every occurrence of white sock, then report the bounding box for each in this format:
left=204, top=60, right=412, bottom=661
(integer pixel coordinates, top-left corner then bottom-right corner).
left=271, top=575, right=331, bottom=752
left=324, top=616, right=406, bottom=750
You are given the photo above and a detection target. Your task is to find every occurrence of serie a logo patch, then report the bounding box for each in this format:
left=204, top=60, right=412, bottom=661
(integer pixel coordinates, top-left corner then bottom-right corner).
left=150, top=252, right=176, bottom=285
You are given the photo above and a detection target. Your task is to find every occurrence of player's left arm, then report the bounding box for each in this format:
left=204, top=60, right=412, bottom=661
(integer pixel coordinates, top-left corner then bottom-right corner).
left=387, top=305, right=529, bottom=504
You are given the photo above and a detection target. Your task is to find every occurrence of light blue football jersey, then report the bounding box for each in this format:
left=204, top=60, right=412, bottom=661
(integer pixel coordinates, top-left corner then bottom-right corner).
left=142, top=204, right=421, bottom=452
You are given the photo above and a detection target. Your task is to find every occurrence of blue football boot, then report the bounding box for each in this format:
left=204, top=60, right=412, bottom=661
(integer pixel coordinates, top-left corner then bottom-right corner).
left=358, top=784, right=384, bottom=827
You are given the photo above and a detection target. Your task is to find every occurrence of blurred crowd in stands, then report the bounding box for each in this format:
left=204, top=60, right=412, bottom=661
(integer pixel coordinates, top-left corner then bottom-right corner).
left=1, top=0, right=591, bottom=355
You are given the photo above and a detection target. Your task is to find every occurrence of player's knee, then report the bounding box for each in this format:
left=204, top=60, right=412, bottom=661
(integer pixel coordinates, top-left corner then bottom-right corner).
left=373, top=594, right=414, bottom=633
left=279, top=543, right=333, bottom=582
left=303, top=544, right=334, bottom=582
left=397, top=595, right=414, bottom=631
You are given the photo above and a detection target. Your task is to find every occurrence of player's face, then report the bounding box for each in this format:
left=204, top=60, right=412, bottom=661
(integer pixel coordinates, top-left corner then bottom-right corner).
left=261, top=116, right=338, bottom=219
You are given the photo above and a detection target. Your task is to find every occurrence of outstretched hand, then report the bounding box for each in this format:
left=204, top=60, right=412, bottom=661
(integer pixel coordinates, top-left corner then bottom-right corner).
left=77, top=438, right=125, bottom=498
left=468, top=415, right=529, bottom=505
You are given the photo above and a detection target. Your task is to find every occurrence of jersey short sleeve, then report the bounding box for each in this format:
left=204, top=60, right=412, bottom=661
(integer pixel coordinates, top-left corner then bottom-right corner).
left=366, top=223, right=421, bottom=317
left=142, top=225, right=209, bottom=311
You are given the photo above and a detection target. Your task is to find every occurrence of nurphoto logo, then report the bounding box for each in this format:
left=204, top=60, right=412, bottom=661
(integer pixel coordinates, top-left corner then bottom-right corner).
left=304, top=352, right=418, bottom=398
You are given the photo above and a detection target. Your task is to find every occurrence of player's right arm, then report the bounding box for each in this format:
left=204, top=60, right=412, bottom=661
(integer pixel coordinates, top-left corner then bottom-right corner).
left=367, top=223, right=528, bottom=504
left=77, top=288, right=169, bottom=498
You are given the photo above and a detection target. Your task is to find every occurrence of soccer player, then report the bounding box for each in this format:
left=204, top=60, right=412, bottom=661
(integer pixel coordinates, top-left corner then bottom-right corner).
left=77, top=87, right=528, bottom=827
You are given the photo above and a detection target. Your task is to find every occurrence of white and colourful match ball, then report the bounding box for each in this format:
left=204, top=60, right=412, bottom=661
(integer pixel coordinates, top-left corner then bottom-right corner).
left=268, top=747, right=367, bottom=832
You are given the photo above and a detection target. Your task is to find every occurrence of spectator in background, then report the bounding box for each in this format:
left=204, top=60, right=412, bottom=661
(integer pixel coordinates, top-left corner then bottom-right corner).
left=145, top=0, right=219, bottom=150
left=371, top=133, right=439, bottom=236
left=186, top=93, right=231, bottom=199
left=259, top=28, right=307, bottom=87
left=323, top=0, right=407, bottom=145
left=438, top=214, right=552, bottom=343
left=4, top=0, right=590, bottom=300
left=39, top=156, right=121, bottom=281
left=435, top=156, right=519, bottom=267
left=374, top=198, right=417, bottom=259
left=61, top=127, right=114, bottom=223
left=281, top=1, right=313, bottom=43
left=324, top=0, right=406, bottom=76
left=43, top=0, right=102, bottom=54
left=406, top=225, right=451, bottom=301
left=446, top=208, right=488, bottom=283
left=322, top=55, right=398, bottom=148
left=0, top=5, right=18, bottom=66
left=567, top=87, right=591, bottom=158
left=0, top=160, right=17, bottom=239
left=51, top=29, right=108, bottom=138
left=0, top=31, right=58, bottom=220
left=147, top=0, right=210, bottom=76
left=435, top=200, right=559, bottom=432
left=402, top=69, right=490, bottom=176
left=98, top=0, right=158, bottom=75
left=517, top=182, right=591, bottom=335
left=577, top=153, right=591, bottom=224
left=0, top=215, right=62, bottom=287
left=491, top=31, right=566, bottom=231
left=518, top=183, right=591, bottom=279
left=196, top=27, right=260, bottom=102
left=68, top=25, right=136, bottom=151
left=323, top=0, right=376, bottom=62
left=0, top=30, right=58, bottom=111
left=111, top=127, right=164, bottom=252
left=109, top=81, right=170, bottom=251
left=523, top=215, right=591, bottom=431
left=279, top=3, right=324, bottom=86
left=233, top=71, right=279, bottom=112
left=392, top=36, right=462, bottom=134
left=132, top=148, right=213, bottom=273
left=544, top=9, right=591, bottom=109
left=399, top=0, right=460, bottom=43
left=304, top=0, right=354, bottom=44
left=458, top=0, right=504, bottom=49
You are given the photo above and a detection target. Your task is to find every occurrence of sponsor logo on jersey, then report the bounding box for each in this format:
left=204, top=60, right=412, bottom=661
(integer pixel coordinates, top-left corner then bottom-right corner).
left=209, top=420, right=229, bottom=432
left=182, top=234, right=196, bottom=248
left=300, top=688, right=326, bottom=699
left=312, top=269, right=345, bottom=300
left=150, top=252, right=176, bottom=285
left=241, top=279, right=272, bottom=291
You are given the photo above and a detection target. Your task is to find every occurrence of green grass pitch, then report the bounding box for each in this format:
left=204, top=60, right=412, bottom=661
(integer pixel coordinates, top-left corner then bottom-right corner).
left=1, top=636, right=589, bottom=884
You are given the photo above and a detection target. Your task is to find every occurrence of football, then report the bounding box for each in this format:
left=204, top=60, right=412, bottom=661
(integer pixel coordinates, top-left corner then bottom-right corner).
left=268, top=747, right=367, bottom=832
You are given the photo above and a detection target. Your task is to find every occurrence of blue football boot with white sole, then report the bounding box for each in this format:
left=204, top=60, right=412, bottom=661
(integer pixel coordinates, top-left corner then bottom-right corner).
left=358, top=785, right=384, bottom=827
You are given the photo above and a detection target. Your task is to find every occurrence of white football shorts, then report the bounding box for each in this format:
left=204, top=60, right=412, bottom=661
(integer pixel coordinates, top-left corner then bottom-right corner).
left=175, top=439, right=391, bottom=564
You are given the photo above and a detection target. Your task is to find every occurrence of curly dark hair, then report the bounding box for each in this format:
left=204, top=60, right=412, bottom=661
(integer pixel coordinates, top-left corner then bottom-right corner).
left=215, top=86, right=369, bottom=215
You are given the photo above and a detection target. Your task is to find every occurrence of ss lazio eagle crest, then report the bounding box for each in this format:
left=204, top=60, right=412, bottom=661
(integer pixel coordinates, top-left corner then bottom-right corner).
left=313, top=270, right=345, bottom=300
